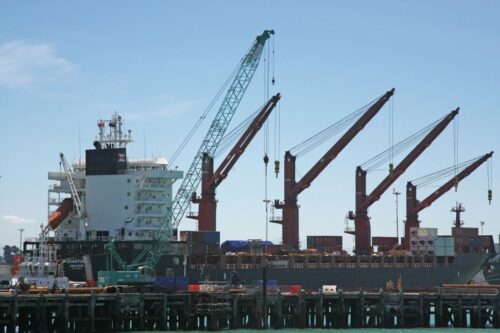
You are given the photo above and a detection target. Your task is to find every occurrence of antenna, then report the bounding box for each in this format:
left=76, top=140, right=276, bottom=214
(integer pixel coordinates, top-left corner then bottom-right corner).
left=78, top=123, right=82, bottom=165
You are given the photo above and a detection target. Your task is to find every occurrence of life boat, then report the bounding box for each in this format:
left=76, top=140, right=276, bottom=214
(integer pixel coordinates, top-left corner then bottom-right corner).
left=48, top=198, right=73, bottom=230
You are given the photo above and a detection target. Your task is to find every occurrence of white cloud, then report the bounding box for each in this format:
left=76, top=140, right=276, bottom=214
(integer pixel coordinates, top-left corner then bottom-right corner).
left=1, top=215, right=36, bottom=225
left=0, top=40, right=77, bottom=88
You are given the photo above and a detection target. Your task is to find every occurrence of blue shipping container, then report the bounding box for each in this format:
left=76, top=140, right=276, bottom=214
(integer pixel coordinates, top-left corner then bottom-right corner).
left=175, top=276, right=189, bottom=291
left=155, top=276, right=176, bottom=292
left=204, top=231, right=220, bottom=245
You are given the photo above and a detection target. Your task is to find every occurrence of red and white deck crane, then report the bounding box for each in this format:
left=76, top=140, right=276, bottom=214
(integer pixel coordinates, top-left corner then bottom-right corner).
left=347, top=108, right=459, bottom=255
left=188, top=93, right=281, bottom=231
left=404, top=151, right=493, bottom=250
left=272, top=89, right=395, bottom=249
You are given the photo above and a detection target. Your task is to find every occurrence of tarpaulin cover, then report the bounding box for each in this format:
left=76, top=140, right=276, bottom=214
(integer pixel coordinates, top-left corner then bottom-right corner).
left=220, top=240, right=273, bottom=253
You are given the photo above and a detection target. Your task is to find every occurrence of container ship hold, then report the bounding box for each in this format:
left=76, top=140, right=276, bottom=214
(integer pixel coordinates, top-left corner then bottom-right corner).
left=23, top=113, right=493, bottom=290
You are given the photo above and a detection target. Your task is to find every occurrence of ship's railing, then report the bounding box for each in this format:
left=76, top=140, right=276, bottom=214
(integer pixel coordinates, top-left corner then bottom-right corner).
left=87, top=236, right=111, bottom=241
left=134, top=209, right=165, bottom=215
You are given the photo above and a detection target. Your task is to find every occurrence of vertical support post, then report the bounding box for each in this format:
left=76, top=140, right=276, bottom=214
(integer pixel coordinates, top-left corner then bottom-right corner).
left=353, top=167, right=371, bottom=255
left=8, top=293, right=17, bottom=333
left=90, top=291, right=96, bottom=333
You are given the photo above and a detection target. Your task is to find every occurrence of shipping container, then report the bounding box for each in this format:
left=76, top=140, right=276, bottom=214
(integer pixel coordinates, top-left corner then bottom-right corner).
left=204, top=231, right=221, bottom=245
left=435, top=236, right=455, bottom=247
left=452, top=227, right=478, bottom=237
left=307, top=236, right=342, bottom=249
left=416, top=227, right=438, bottom=237
left=180, top=231, right=220, bottom=245
left=205, top=244, right=220, bottom=255
left=175, top=276, right=188, bottom=291
left=155, top=276, right=176, bottom=291
left=372, top=237, right=398, bottom=247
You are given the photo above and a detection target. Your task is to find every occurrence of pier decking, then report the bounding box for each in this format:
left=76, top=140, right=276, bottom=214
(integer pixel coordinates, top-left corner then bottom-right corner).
left=0, top=288, right=499, bottom=332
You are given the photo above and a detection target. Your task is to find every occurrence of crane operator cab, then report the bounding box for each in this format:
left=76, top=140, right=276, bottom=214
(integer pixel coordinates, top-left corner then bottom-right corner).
left=138, top=266, right=156, bottom=284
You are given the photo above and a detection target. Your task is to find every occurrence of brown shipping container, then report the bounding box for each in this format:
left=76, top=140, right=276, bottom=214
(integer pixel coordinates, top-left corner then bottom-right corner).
left=452, top=227, right=479, bottom=237
left=307, top=236, right=342, bottom=249
left=372, top=237, right=398, bottom=247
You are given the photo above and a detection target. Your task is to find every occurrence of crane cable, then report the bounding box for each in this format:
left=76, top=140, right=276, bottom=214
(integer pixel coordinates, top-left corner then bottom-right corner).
left=289, top=94, right=382, bottom=157
left=388, top=95, right=395, bottom=174
left=273, top=35, right=280, bottom=178
left=487, top=156, right=493, bottom=204
left=263, top=36, right=273, bottom=242
left=213, top=105, right=264, bottom=158
left=361, top=115, right=446, bottom=172
left=168, top=50, right=249, bottom=168
left=453, top=116, right=459, bottom=191
left=410, top=155, right=484, bottom=188
left=131, top=43, right=253, bottom=217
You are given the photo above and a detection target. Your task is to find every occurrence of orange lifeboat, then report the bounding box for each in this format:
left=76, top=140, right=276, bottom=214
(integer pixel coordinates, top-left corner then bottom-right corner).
left=48, top=198, right=73, bottom=230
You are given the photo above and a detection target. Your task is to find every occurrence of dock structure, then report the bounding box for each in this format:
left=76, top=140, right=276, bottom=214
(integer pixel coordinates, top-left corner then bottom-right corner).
left=0, top=288, right=499, bottom=331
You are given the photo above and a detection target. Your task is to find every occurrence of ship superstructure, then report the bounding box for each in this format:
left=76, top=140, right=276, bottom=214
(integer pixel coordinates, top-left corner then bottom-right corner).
left=47, top=112, right=183, bottom=242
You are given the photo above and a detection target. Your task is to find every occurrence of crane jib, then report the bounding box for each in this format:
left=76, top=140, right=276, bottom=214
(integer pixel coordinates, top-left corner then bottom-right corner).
left=107, top=30, right=275, bottom=272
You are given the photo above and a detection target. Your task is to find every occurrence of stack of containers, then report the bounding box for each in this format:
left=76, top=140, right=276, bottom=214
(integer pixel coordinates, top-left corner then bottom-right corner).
left=180, top=231, right=220, bottom=255
left=306, top=236, right=343, bottom=253
left=452, top=227, right=479, bottom=253
left=434, top=236, right=455, bottom=256
left=409, top=227, right=437, bottom=256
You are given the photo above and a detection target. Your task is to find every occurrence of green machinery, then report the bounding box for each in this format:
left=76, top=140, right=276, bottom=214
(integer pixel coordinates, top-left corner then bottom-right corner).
left=98, top=30, right=274, bottom=285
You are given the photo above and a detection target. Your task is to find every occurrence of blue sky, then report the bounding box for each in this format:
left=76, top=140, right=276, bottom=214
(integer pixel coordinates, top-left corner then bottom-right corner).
left=0, top=1, right=499, bottom=251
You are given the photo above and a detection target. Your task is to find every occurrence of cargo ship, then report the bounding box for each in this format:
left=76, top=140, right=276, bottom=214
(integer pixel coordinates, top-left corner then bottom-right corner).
left=22, top=113, right=493, bottom=290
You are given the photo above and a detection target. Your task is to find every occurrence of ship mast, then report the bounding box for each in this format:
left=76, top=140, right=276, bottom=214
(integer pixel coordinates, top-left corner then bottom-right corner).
left=95, top=112, right=133, bottom=149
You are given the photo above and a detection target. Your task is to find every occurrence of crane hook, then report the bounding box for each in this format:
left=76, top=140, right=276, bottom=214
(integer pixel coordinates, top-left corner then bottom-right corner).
left=388, top=163, right=394, bottom=175
left=263, top=154, right=269, bottom=165
left=274, top=160, right=280, bottom=178
left=488, top=189, right=492, bottom=204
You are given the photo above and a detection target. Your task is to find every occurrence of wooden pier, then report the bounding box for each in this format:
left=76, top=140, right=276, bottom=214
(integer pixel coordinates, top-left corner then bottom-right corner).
left=0, top=288, right=499, bottom=332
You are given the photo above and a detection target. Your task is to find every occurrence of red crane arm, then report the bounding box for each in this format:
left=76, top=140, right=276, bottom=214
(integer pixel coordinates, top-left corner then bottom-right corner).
left=290, top=88, right=395, bottom=196
left=411, top=151, right=493, bottom=213
left=364, top=108, right=459, bottom=208
left=209, top=93, right=281, bottom=188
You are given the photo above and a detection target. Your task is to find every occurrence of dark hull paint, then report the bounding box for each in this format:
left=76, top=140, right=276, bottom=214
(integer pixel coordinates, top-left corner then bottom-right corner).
left=483, top=260, right=500, bottom=285
left=180, top=253, right=488, bottom=290
left=48, top=240, right=489, bottom=290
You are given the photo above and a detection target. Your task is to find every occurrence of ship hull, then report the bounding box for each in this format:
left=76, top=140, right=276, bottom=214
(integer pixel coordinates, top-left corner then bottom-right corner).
left=483, top=260, right=500, bottom=285
left=180, top=255, right=487, bottom=290
left=35, top=240, right=488, bottom=290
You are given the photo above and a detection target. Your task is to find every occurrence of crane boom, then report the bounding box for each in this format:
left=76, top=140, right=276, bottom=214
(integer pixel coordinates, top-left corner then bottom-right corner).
left=363, top=108, right=459, bottom=208
left=211, top=93, right=281, bottom=187
left=111, top=30, right=274, bottom=271
left=404, top=151, right=493, bottom=249
left=292, top=89, right=395, bottom=197
left=271, top=89, right=394, bottom=249
left=190, top=94, right=281, bottom=231
left=170, top=30, right=274, bottom=230
left=59, top=153, right=84, bottom=218
left=412, top=151, right=493, bottom=214
left=349, top=108, right=459, bottom=255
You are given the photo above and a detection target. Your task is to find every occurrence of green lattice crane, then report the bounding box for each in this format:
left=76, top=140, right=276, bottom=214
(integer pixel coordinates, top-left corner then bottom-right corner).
left=99, top=30, right=274, bottom=284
